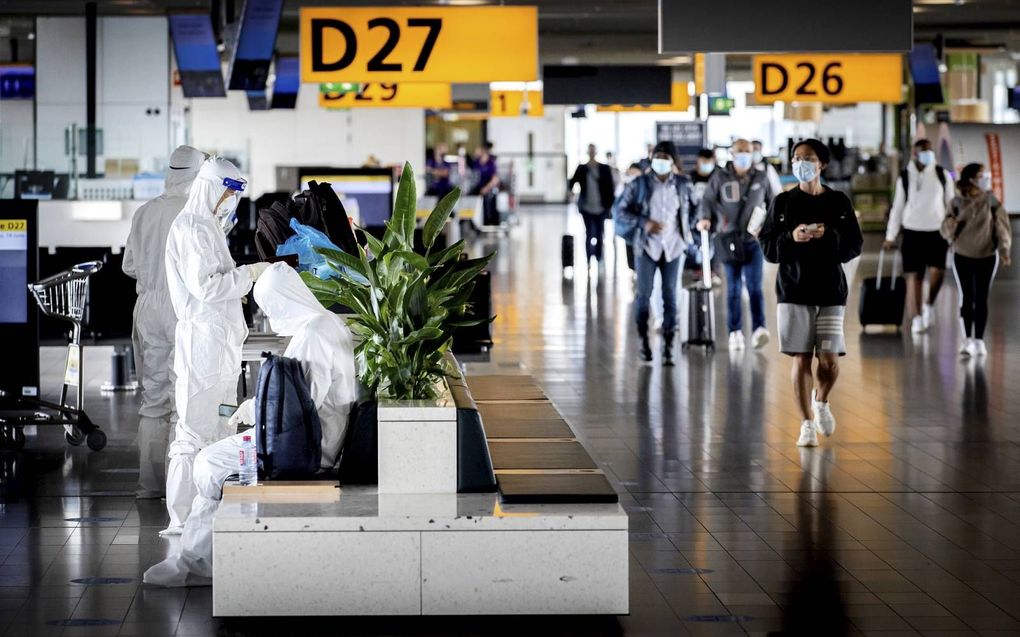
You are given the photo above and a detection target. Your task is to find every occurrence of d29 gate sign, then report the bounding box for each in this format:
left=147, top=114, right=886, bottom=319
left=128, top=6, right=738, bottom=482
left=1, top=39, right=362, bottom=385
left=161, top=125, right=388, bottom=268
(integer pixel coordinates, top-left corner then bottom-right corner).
left=301, top=6, right=537, bottom=84
left=753, top=54, right=903, bottom=105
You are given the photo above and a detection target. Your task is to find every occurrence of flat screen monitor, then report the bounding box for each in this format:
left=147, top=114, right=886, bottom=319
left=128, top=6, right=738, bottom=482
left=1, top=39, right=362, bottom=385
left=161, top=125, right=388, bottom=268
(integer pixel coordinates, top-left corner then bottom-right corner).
left=543, top=66, right=671, bottom=105
left=0, top=201, right=39, bottom=400
left=270, top=56, right=299, bottom=109
left=169, top=13, right=227, bottom=98
left=247, top=90, right=269, bottom=110
left=0, top=65, right=34, bottom=100
left=909, top=43, right=945, bottom=106
left=297, top=168, right=393, bottom=228
left=228, top=0, right=283, bottom=91
left=14, top=171, right=55, bottom=200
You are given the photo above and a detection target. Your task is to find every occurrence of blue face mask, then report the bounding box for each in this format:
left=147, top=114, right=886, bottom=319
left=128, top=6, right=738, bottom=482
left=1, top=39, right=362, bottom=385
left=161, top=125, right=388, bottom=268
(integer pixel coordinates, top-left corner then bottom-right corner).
left=651, top=158, right=673, bottom=176
left=697, top=161, right=715, bottom=176
left=792, top=160, right=817, bottom=184
left=917, top=150, right=936, bottom=166
left=732, top=152, right=753, bottom=171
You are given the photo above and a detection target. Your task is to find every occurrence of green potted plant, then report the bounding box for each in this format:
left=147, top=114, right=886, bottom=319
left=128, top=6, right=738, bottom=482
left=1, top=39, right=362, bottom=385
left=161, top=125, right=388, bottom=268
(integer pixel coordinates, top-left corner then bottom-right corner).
left=301, top=162, right=494, bottom=493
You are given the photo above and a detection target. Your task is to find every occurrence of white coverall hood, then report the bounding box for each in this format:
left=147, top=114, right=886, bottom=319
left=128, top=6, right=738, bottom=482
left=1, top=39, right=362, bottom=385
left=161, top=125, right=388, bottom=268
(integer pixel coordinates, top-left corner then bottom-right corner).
left=253, top=263, right=330, bottom=337
left=122, top=145, right=207, bottom=498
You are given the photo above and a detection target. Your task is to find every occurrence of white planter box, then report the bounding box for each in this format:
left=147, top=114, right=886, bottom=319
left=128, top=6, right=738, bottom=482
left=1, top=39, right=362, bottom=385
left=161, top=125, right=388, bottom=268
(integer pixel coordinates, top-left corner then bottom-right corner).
left=377, top=381, right=458, bottom=494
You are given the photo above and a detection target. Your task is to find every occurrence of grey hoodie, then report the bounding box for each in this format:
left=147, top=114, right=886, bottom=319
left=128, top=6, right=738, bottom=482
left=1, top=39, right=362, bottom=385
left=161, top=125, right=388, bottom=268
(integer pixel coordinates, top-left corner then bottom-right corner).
left=941, top=191, right=1011, bottom=260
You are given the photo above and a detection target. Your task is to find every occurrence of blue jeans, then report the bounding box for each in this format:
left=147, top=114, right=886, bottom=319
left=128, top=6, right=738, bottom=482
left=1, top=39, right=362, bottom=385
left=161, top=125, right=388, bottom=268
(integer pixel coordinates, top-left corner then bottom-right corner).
left=635, top=251, right=680, bottom=334
left=722, top=240, right=766, bottom=334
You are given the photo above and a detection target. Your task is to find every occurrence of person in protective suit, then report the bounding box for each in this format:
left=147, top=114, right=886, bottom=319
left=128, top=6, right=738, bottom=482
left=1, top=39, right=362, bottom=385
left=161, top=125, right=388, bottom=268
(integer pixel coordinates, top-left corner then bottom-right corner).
left=123, top=145, right=208, bottom=499
left=163, top=157, right=270, bottom=535
left=144, top=263, right=357, bottom=586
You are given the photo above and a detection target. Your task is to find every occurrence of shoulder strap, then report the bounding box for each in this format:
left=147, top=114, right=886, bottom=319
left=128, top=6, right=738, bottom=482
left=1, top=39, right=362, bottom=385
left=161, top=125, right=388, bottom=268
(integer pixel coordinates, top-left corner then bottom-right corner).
left=935, top=165, right=946, bottom=187
left=900, top=169, right=910, bottom=203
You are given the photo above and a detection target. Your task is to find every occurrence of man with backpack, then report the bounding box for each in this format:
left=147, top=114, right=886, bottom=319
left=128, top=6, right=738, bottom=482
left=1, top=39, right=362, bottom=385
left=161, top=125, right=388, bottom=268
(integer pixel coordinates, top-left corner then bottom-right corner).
left=883, top=139, right=955, bottom=334
left=144, top=263, right=357, bottom=587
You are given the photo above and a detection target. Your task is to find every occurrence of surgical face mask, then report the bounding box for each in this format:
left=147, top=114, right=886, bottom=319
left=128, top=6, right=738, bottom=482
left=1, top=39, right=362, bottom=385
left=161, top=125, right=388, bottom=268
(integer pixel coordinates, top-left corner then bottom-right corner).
left=752, top=150, right=763, bottom=164
left=917, top=150, right=936, bottom=166
left=733, top=152, right=753, bottom=171
left=697, top=161, right=715, bottom=176
left=650, top=157, right=673, bottom=176
left=792, top=160, right=817, bottom=184
left=977, top=172, right=992, bottom=192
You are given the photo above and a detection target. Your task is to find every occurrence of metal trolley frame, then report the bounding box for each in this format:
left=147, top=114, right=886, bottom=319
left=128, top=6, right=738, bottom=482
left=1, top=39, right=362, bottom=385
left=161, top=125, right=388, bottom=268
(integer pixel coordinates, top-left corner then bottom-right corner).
left=0, top=261, right=108, bottom=452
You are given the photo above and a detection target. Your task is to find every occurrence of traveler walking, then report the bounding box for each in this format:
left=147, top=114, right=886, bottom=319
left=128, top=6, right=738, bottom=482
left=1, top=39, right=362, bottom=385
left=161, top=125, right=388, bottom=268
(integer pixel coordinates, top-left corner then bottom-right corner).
left=569, top=144, right=616, bottom=264
left=941, top=163, right=1012, bottom=357
left=883, top=139, right=955, bottom=334
left=613, top=141, right=694, bottom=365
left=426, top=143, right=454, bottom=199
left=752, top=140, right=783, bottom=205
left=696, top=139, right=772, bottom=350
left=759, top=139, right=863, bottom=447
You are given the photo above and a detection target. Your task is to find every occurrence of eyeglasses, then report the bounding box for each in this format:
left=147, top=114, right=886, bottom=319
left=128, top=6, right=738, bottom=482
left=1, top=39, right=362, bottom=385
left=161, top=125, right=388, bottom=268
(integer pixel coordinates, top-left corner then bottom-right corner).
left=222, top=177, right=247, bottom=192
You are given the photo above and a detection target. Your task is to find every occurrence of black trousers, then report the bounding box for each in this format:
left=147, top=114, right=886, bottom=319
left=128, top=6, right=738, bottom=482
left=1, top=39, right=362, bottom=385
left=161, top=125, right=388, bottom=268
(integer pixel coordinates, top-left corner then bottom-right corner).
left=580, top=211, right=606, bottom=262
left=953, top=253, right=997, bottom=339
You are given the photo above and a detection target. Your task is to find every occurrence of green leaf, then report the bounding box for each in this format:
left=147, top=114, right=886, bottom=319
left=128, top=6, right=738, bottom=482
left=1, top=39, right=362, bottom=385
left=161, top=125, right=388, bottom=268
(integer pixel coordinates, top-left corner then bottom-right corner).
left=361, top=229, right=386, bottom=256
left=390, top=250, right=430, bottom=272
left=427, top=239, right=465, bottom=267
left=401, top=326, right=443, bottom=345
left=316, top=246, right=368, bottom=279
left=434, top=252, right=495, bottom=292
left=390, top=162, right=417, bottom=249
left=422, top=187, right=460, bottom=252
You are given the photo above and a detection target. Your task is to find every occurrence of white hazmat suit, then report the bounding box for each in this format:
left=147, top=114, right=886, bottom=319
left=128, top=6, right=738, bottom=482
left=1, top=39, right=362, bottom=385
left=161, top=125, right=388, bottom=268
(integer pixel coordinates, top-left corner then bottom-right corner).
left=143, top=263, right=357, bottom=586
left=123, top=145, right=207, bottom=499
left=163, top=157, right=268, bottom=535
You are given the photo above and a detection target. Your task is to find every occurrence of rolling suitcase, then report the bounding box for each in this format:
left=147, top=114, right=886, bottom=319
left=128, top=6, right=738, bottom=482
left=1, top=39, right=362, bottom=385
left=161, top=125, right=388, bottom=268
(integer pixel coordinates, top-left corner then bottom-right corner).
left=859, top=248, right=906, bottom=329
left=561, top=234, right=575, bottom=270
left=681, top=229, right=716, bottom=352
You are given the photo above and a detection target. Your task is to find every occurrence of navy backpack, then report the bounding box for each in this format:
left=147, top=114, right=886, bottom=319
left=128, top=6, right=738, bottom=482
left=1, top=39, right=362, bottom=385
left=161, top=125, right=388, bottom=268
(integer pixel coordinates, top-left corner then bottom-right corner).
left=254, top=354, right=322, bottom=479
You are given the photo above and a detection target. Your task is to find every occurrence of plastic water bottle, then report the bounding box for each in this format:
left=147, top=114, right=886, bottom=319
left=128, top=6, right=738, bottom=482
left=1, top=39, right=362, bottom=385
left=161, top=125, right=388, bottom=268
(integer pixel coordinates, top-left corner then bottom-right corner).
left=238, top=435, right=258, bottom=486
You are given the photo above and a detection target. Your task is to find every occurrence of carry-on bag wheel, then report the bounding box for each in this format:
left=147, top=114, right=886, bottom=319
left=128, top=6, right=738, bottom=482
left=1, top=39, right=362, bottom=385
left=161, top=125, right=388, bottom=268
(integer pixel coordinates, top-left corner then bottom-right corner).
left=86, top=429, right=107, bottom=452
left=65, top=428, right=85, bottom=446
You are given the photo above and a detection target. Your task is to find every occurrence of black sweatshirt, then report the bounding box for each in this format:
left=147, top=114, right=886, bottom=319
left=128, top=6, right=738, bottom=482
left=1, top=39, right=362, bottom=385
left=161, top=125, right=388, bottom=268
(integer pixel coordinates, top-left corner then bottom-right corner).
left=758, top=186, right=863, bottom=306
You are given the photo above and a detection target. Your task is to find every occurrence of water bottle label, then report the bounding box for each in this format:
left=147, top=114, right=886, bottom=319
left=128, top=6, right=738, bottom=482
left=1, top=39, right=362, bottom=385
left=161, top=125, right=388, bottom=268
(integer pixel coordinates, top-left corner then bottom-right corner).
left=239, top=449, right=246, bottom=466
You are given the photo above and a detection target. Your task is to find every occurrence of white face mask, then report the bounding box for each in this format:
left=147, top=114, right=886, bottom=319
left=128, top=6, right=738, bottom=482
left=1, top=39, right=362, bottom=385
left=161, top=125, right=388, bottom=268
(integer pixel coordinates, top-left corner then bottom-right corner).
left=732, top=152, right=753, bottom=171
left=752, top=150, right=763, bottom=164
left=917, top=150, right=936, bottom=167
left=977, top=172, right=992, bottom=192
left=651, top=157, right=673, bottom=176
left=697, top=161, right=715, bottom=176
left=792, top=160, right=817, bottom=184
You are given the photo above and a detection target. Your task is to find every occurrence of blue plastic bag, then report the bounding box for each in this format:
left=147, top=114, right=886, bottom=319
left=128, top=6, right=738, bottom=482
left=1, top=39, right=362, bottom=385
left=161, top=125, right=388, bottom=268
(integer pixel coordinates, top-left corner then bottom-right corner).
left=277, top=218, right=365, bottom=282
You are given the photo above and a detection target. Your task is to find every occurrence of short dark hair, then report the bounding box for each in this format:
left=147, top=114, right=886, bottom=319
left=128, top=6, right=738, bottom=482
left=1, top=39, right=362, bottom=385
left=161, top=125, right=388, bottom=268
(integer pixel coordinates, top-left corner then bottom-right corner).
left=652, top=140, right=678, bottom=164
left=751, top=140, right=763, bottom=146
left=697, top=148, right=715, bottom=160
left=957, top=162, right=983, bottom=191
left=791, top=138, right=830, bottom=164
left=913, top=138, right=932, bottom=149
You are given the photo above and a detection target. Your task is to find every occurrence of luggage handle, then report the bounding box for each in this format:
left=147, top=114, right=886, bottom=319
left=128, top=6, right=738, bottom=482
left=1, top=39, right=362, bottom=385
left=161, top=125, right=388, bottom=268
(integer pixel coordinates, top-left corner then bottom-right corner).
left=699, top=228, right=712, bottom=288
left=876, top=247, right=901, bottom=291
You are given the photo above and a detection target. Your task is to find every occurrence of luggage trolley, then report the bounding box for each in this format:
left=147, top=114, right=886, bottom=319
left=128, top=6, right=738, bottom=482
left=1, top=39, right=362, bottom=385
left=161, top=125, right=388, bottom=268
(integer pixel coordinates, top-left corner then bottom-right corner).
left=0, top=261, right=108, bottom=452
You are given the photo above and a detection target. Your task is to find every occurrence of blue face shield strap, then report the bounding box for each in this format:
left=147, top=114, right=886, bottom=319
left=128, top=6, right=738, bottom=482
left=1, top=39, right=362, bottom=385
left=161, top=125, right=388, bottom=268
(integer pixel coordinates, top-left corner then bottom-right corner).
left=222, top=177, right=246, bottom=192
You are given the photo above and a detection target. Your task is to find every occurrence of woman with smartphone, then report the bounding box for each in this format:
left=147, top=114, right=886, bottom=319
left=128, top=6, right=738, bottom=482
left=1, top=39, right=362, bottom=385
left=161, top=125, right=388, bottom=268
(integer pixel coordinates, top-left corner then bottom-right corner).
left=758, top=139, right=863, bottom=447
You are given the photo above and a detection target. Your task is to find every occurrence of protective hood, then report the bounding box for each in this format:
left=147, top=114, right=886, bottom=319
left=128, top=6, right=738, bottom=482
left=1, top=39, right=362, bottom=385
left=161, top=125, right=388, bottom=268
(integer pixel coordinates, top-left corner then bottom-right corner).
left=183, top=156, right=243, bottom=217
left=253, top=263, right=329, bottom=336
left=164, top=145, right=208, bottom=196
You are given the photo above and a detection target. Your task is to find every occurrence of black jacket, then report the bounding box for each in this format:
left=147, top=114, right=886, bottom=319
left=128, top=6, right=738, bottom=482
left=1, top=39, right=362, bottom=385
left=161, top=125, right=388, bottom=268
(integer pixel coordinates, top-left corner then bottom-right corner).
left=758, top=186, right=863, bottom=306
left=569, top=162, right=616, bottom=215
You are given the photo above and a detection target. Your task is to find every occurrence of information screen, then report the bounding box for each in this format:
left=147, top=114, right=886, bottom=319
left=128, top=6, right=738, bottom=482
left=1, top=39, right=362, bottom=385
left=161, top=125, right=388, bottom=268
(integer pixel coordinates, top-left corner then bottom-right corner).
left=299, top=170, right=393, bottom=228
left=0, top=219, right=29, bottom=324
left=169, top=13, right=227, bottom=97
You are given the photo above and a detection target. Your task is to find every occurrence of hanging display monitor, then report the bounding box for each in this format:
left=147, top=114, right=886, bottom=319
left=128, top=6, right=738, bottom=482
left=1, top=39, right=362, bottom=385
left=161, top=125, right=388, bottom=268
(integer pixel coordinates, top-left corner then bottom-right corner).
left=909, top=44, right=945, bottom=106
left=169, top=13, right=226, bottom=97
left=228, top=0, right=284, bottom=91
left=297, top=168, right=393, bottom=229
left=598, top=83, right=690, bottom=113
left=0, top=65, right=35, bottom=100
left=300, top=6, right=537, bottom=83
left=543, top=66, right=671, bottom=105
left=319, top=82, right=452, bottom=109
left=753, top=54, right=904, bottom=105
left=0, top=201, right=39, bottom=401
left=270, top=56, right=300, bottom=109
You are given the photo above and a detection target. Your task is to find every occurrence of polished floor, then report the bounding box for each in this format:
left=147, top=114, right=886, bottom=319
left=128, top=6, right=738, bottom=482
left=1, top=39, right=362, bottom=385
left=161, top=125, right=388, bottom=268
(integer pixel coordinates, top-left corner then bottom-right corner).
left=2, top=206, right=1020, bottom=636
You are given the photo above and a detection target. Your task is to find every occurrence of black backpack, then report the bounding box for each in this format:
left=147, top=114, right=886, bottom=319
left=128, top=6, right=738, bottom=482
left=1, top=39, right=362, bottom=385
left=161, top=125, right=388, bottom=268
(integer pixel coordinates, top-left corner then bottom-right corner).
left=255, top=201, right=296, bottom=260
left=255, top=354, right=323, bottom=479
left=900, top=166, right=946, bottom=203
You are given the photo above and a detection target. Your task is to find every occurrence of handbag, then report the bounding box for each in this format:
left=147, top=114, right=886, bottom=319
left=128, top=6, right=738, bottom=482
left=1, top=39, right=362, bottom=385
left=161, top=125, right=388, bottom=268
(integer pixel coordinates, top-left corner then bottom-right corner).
left=712, top=178, right=755, bottom=264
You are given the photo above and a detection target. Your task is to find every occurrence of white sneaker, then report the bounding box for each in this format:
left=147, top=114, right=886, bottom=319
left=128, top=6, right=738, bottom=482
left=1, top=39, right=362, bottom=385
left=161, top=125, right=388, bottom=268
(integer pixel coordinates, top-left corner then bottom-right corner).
left=728, top=331, right=745, bottom=350
left=970, top=339, right=988, bottom=357
left=960, top=338, right=973, bottom=356
left=797, top=420, right=819, bottom=447
left=922, top=304, right=935, bottom=330
left=812, top=390, right=836, bottom=437
left=911, top=315, right=927, bottom=334
left=751, top=327, right=770, bottom=349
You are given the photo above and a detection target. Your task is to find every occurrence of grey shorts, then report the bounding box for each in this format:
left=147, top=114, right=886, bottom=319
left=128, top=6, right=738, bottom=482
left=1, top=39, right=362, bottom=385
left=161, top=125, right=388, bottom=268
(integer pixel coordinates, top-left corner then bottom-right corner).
left=778, top=304, right=846, bottom=356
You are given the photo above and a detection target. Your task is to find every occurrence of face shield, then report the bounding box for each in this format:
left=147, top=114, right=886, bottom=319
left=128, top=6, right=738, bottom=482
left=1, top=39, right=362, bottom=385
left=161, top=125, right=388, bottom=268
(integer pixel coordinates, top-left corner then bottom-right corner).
left=214, top=177, right=246, bottom=234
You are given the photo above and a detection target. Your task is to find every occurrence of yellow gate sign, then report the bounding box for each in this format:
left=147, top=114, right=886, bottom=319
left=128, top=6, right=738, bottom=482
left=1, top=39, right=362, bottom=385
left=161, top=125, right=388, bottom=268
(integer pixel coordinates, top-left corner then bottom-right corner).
left=490, top=90, right=544, bottom=117
left=319, top=82, right=452, bottom=109
left=301, top=6, right=537, bottom=83
left=597, top=83, right=691, bottom=112
left=753, top=54, right=903, bottom=104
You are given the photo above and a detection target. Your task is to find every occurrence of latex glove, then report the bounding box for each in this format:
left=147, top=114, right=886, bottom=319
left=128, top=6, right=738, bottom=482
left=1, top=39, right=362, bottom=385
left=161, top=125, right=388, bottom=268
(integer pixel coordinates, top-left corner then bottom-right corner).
left=247, top=262, right=271, bottom=281
left=228, top=398, right=256, bottom=428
